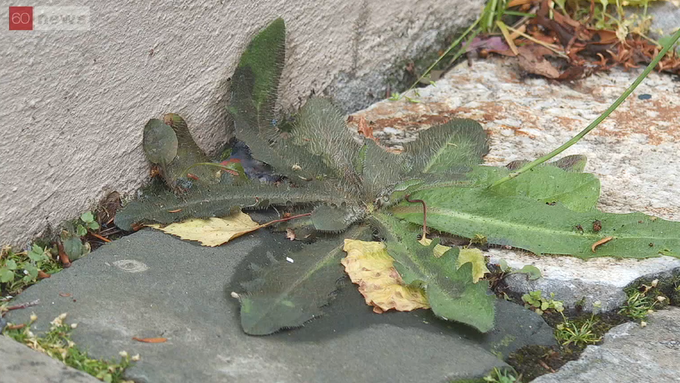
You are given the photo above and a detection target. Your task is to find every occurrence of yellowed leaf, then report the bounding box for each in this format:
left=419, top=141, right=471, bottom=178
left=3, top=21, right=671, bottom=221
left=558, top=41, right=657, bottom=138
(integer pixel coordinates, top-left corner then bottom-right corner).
left=457, top=248, right=490, bottom=283
left=147, top=211, right=262, bottom=247
left=419, top=238, right=489, bottom=283
left=342, top=239, right=429, bottom=313
left=418, top=237, right=450, bottom=258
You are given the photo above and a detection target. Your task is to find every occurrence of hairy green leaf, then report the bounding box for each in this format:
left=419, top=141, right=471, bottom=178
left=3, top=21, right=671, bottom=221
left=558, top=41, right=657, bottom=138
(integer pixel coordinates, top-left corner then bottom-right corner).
left=311, top=204, right=366, bottom=233
left=229, top=18, right=285, bottom=136
left=362, top=140, right=410, bottom=200
left=114, top=183, right=349, bottom=231
left=238, top=225, right=372, bottom=335
left=372, top=212, right=495, bottom=332
left=292, top=98, right=362, bottom=187
left=143, top=119, right=178, bottom=165
left=404, top=119, right=489, bottom=173
left=490, top=166, right=600, bottom=212
left=465, top=166, right=600, bottom=212
left=228, top=20, right=336, bottom=181
left=392, top=187, right=680, bottom=259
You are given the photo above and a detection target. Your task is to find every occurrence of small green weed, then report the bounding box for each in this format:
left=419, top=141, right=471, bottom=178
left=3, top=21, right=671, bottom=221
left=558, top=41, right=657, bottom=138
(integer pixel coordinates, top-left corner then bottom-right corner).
left=3, top=313, right=137, bottom=383
left=555, top=303, right=602, bottom=348
left=521, top=290, right=564, bottom=315
left=483, top=367, right=518, bottom=383
left=619, top=280, right=668, bottom=322
left=76, top=211, right=100, bottom=237
left=0, top=245, right=62, bottom=296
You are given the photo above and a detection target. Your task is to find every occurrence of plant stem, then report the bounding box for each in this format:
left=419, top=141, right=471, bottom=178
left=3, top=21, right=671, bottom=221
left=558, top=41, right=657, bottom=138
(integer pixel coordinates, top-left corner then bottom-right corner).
left=405, top=195, right=427, bottom=240
left=261, top=212, right=312, bottom=228
left=490, top=27, right=680, bottom=188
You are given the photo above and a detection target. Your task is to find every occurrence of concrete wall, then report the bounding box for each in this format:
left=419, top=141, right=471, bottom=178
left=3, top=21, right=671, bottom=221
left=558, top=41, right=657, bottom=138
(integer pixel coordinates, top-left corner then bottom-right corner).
left=0, top=0, right=481, bottom=246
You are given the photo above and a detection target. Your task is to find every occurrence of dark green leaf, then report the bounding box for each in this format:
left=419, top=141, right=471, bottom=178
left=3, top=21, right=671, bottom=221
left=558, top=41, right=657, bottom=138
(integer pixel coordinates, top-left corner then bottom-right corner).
left=62, top=236, right=86, bottom=261
left=361, top=140, right=410, bottom=200
left=143, top=119, right=178, bottom=165
left=229, top=18, right=285, bottom=135
left=238, top=225, right=372, bottom=335
left=310, top=204, right=366, bottom=233
left=372, top=213, right=496, bottom=332
left=404, top=119, right=489, bottom=173
left=292, top=98, right=362, bottom=187
left=114, top=182, right=351, bottom=231
left=465, top=166, right=600, bottom=212
left=160, top=113, right=220, bottom=187
left=392, top=187, right=680, bottom=259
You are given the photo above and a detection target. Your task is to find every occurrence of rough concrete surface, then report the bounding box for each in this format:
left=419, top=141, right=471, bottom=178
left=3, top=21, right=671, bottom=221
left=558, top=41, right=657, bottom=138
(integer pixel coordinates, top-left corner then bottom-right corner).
left=2, top=229, right=560, bottom=382
left=532, top=307, right=680, bottom=383
left=0, top=335, right=101, bottom=383
left=0, top=0, right=482, bottom=246
left=348, top=58, right=680, bottom=311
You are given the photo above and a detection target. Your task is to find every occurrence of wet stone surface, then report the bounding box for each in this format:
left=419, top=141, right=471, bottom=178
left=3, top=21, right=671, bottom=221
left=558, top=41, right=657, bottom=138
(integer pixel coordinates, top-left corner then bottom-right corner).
left=4, top=228, right=554, bottom=383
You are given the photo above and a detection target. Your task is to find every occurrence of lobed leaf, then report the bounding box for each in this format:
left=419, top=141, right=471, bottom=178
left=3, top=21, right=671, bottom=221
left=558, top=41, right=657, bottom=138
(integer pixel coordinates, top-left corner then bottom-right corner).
left=391, top=187, right=680, bottom=259
left=237, top=225, right=372, bottom=335
left=114, top=183, right=348, bottom=231
left=372, top=213, right=496, bottom=332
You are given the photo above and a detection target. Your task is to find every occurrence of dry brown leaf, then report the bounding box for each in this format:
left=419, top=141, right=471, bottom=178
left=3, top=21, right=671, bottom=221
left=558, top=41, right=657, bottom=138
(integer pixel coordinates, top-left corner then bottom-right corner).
left=58, top=292, right=71, bottom=297
left=342, top=239, right=429, bottom=313
left=147, top=211, right=262, bottom=247
left=132, top=337, right=167, bottom=343
left=517, top=45, right=560, bottom=79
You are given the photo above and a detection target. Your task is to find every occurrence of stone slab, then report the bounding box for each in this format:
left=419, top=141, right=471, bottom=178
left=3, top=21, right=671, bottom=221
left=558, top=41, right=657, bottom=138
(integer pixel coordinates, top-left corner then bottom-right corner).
left=533, top=307, right=680, bottom=383
left=5, top=228, right=554, bottom=383
left=0, top=335, right=102, bottom=383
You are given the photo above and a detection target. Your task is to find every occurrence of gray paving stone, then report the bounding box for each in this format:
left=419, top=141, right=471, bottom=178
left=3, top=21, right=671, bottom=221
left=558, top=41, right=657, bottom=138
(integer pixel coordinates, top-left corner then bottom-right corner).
left=533, top=307, right=680, bottom=383
left=0, top=335, right=101, bottom=383
left=5, top=229, right=554, bottom=383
